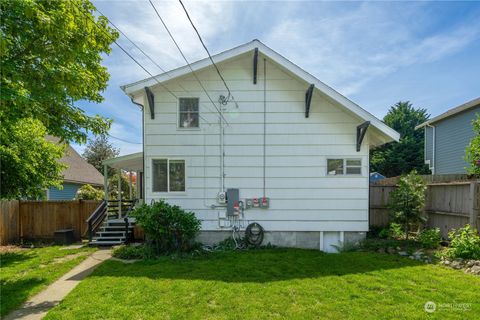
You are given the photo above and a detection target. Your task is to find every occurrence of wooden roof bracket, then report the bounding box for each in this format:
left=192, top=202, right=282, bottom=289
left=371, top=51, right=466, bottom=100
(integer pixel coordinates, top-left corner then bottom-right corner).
left=253, top=47, right=259, bottom=84
left=356, top=121, right=370, bottom=151
left=145, top=87, right=155, bottom=119
left=305, top=84, right=315, bottom=118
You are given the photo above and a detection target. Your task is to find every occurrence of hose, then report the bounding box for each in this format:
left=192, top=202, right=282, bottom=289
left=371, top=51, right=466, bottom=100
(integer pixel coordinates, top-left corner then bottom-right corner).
left=245, top=222, right=264, bottom=247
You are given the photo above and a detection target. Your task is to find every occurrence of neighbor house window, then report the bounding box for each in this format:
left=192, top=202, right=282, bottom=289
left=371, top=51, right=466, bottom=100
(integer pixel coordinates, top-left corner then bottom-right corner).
left=179, top=98, right=199, bottom=128
left=327, top=159, right=362, bottom=175
left=152, top=159, right=186, bottom=192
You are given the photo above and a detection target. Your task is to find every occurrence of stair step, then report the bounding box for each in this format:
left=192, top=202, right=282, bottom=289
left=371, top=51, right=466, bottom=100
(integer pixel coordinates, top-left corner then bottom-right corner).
left=100, top=225, right=135, bottom=230
left=89, top=240, right=124, bottom=246
left=93, top=236, right=126, bottom=241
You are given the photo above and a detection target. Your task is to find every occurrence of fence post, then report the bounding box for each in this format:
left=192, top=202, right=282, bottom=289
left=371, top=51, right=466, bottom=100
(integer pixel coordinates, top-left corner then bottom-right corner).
left=470, top=182, right=479, bottom=231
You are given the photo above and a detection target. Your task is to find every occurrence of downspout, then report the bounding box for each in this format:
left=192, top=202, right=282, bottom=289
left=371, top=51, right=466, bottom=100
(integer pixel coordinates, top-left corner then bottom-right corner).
left=427, top=124, right=435, bottom=175
left=130, top=95, right=145, bottom=201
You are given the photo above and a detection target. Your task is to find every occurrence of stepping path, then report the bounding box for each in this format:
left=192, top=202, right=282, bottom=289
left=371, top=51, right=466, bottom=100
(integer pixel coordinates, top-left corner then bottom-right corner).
left=4, top=249, right=111, bottom=320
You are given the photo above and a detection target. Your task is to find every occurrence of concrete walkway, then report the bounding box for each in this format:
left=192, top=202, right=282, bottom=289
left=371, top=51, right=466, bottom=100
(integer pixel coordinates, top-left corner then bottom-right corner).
left=4, top=249, right=111, bottom=320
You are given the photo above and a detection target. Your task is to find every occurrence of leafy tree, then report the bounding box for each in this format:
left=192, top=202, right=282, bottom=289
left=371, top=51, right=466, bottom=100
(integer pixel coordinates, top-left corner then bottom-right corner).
left=465, top=113, right=480, bottom=176
left=0, top=0, right=118, bottom=199
left=370, top=102, right=430, bottom=177
left=82, top=135, right=119, bottom=176
left=76, top=184, right=104, bottom=200
left=1, top=0, right=118, bottom=143
left=0, top=118, right=66, bottom=199
left=108, top=173, right=136, bottom=200
left=389, top=170, right=427, bottom=239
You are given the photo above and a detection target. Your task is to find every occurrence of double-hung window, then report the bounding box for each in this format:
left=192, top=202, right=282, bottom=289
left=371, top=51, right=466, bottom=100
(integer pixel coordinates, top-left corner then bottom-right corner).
left=178, top=98, right=199, bottom=128
left=327, top=158, right=362, bottom=175
left=152, top=159, right=186, bottom=192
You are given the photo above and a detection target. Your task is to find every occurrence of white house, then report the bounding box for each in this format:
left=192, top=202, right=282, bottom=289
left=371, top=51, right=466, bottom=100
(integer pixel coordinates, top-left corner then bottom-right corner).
left=109, top=40, right=399, bottom=252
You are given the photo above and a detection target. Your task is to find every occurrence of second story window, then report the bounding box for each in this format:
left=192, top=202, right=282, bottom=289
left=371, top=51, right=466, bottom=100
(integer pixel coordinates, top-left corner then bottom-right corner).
left=179, top=98, right=199, bottom=128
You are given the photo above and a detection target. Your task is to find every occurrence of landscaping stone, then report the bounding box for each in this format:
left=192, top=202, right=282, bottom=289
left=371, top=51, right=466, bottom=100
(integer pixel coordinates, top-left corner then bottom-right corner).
left=387, top=247, right=396, bottom=254
left=398, top=251, right=408, bottom=256
left=470, top=266, right=480, bottom=275
left=450, top=260, right=463, bottom=269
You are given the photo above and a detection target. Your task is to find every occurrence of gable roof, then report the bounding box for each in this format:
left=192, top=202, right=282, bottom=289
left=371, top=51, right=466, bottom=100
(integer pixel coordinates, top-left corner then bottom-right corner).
left=46, top=136, right=104, bottom=186
left=121, top=39, right=399, bottom=143
left=415, top=97, right=480, bottom=129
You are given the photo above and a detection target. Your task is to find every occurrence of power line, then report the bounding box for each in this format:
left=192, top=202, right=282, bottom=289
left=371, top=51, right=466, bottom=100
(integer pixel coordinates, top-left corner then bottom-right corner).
left=78, top=6, right=214, bottom=126
left=107, top=133, right=142, bottom=145
left=94, top=8, right=220, bottom=123
left=178, top=0, right=238, bottom=108
left=148, top=0, right=229, bottom=125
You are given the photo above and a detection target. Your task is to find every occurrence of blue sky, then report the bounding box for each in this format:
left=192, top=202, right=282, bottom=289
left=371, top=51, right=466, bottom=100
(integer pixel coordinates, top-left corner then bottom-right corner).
left=73, top=0, right=480, bottom=155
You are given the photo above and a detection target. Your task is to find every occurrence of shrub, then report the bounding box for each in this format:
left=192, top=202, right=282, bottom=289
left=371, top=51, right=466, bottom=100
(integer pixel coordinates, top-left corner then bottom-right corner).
left=112, top=245, right=149, bottom=260
left=377, top=223, right=404, bottom=240
left=389, top=170, right=427, bottom=239
left=444, top=225, right=480, bottom=260
left=76, top=184, right=104, bottom=200
left=130, top=201, right=201, bottom=254
left=417, top=228, right=441, bottom=249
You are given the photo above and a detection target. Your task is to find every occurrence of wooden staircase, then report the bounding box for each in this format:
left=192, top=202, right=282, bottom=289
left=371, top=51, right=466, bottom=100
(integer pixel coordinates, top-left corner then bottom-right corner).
left=87, top=200, right=137, bottom=246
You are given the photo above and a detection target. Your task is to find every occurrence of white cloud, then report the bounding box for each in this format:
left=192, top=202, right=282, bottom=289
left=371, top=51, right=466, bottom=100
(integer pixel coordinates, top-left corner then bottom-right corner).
left=264, top=2, right=480, bottom=95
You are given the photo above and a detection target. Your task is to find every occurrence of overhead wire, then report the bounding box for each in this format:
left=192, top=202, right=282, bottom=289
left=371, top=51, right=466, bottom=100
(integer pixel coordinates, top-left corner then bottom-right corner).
left=178, top=0, right=239, bottom=108
left=95, top=8, right=221, bottom=121
left=78, top=6, right=213, bottom=126
left=148, top=0, right=229, bottom=125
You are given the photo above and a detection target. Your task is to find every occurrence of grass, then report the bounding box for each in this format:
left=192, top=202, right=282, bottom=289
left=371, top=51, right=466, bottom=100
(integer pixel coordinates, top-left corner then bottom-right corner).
left=0, top=245, right=96, bottom=316
left=45, top=248, right=479, bottom=319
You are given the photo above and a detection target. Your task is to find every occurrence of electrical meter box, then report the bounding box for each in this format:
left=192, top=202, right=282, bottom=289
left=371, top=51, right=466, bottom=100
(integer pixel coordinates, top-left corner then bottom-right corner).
left=226, top=188, right=239, bottom=216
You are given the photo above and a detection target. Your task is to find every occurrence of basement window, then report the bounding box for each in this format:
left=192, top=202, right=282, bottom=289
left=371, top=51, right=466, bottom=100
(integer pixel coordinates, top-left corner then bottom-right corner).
left=152, top=159, right=186, bottom=192
left=327, top=159, right=362, bottom=175
left=178, top=98, right=199, bottom=128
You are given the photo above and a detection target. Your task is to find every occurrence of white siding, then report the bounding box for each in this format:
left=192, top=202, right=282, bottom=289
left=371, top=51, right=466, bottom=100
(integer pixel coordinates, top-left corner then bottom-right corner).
left=143, top=53, right=369, bottom=232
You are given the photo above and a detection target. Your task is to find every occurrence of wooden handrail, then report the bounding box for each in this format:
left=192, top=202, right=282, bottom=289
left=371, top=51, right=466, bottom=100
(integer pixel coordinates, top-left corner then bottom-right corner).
left=86, top=200, right=107, bottom=242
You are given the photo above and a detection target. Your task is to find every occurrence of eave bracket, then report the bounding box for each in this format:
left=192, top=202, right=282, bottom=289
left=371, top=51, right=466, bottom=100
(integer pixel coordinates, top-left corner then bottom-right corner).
left=356, top=121, right=370, bottom=152
left=305, top=84, right=314, bottom=118
left=253, top=47, right=259, bottom=84
left=145, top=87, right=155, bottom=119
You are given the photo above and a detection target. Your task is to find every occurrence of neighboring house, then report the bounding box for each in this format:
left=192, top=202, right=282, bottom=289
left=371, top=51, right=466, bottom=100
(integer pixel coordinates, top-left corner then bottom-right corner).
left=369, top=172, right=386, bottom=183
left=416, top=97, right=480, bottom=175
left=46, top=136, right=104, bottom=200
left=110, top=40, right=399, bottom=252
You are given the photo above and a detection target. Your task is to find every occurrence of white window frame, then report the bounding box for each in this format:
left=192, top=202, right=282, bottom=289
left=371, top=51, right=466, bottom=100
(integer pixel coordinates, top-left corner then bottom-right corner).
left=326, top=158, right=362, bottom=176
left=177, top=97, right=201, bottom=130
left=151, top=158, right=187, bottom=194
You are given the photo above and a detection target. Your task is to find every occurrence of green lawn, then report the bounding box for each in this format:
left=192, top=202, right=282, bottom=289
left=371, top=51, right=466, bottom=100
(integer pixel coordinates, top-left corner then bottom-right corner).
left=44, top=249, right=479, bottom=319
left=0, top=245, right=96, bottom=316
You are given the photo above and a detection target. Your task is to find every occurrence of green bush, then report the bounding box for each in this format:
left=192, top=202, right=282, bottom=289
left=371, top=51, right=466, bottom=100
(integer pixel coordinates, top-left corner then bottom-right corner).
left=131, top=201, right=201, bottom=254
left=76, top=184, right=104, bottom=200
left=112, top=245, right=149, bottom=260
left=445, top=225, right=480, bottom=260
left=377, top=223, right=404, bottom=240
left=417, top=228, right=441, bottom=249
left=389, top=171, right=427, bottom=239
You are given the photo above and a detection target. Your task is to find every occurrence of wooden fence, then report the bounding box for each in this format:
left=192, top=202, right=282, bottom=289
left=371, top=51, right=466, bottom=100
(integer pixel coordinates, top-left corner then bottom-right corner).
left=0, top=200, right=101, bottom=245
left=370, top=181, right=480, bottom=238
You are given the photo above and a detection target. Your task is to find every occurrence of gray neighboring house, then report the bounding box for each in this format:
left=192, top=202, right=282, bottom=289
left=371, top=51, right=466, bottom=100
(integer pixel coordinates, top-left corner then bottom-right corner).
left=46, top=136, right=104, bottom=200
left=416, top=97, right=480, bottom=175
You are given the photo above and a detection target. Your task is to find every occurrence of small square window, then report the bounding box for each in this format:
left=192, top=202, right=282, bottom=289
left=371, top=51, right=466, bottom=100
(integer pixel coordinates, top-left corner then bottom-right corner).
left=327, top=158, right=362, bottom=175
left=179, top=98, right=199, bottom=128
left=327, top=159, right=344, bottom=175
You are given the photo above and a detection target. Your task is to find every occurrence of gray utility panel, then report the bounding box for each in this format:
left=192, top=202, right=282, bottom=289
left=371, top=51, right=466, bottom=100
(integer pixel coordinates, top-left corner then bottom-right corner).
left=226, top=188, right=240, bottom=216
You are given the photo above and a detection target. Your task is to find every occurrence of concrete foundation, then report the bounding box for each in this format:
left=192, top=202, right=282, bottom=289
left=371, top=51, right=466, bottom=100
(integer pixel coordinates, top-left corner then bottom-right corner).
left=197, top=230, right=366, bottom=252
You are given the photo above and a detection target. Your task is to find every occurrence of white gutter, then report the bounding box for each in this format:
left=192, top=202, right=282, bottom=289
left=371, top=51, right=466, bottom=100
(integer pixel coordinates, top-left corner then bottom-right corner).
left=427, top=124, right=435, bottom=175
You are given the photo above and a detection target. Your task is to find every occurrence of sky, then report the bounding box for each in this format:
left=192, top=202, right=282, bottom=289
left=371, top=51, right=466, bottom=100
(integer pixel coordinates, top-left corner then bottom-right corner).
left=72, top=0, right=480, bottom=156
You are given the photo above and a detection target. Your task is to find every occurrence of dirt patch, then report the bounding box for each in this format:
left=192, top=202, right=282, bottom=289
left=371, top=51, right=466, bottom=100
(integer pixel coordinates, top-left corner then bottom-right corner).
left=0, top=245, right=27, bottom=254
